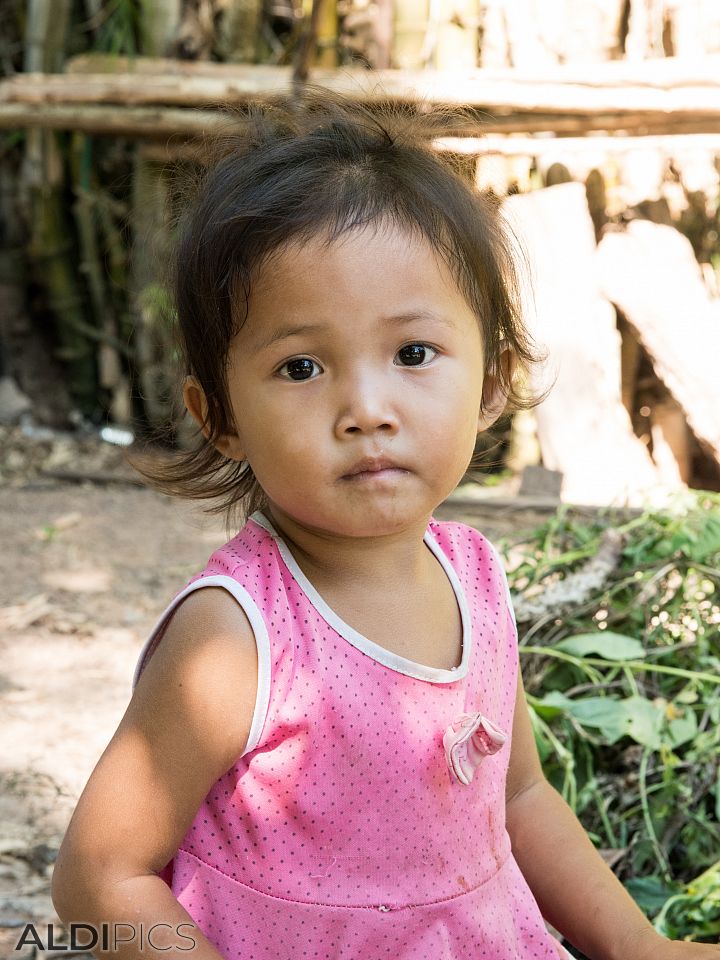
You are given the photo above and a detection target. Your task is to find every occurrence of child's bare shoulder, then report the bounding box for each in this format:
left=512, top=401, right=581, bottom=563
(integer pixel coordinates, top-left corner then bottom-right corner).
left=52, top=588, right=259, bottom=899
left=133, top=586, right=259, bottom=772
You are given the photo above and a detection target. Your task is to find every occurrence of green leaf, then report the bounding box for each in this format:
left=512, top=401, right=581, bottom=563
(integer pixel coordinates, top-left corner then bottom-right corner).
left=527, top=691, right=575, bottom=719
left=653, top=861, right=720, bottom=938
left=546, top=694, right=665, bottom=748
left=565, top=697, right=630, bottom=743
left=688, top=514, right=720, bottom=562
left=625, top=876, right=680, bottom=916
left=667, top=708, right=698, bottom=748
left=555, top=632, right=646, bottom=661
left=623, top=697, right=664, bottom=749
left=676, top=687, right=699, bottom=704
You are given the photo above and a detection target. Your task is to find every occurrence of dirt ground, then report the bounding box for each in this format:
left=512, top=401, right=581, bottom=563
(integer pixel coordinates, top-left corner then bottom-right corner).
left=0, top=459, right=552, bottom=956
left=0, top=481, right=232, bottom=952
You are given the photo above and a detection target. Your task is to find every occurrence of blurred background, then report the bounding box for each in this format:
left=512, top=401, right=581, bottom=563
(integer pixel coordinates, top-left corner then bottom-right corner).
left=1, top=1, right=720, bottom=954
left=2, top=0, right=720, bottom=504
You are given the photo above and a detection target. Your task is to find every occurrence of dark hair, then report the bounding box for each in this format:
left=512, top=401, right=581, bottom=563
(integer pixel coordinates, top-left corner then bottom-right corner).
left=129, top=83, right=546, bottom=532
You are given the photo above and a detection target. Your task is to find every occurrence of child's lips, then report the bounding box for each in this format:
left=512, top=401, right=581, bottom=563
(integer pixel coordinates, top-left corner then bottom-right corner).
left=342, top=467, right=410, bottom=482
left=341, top=456, right=409, bottom=480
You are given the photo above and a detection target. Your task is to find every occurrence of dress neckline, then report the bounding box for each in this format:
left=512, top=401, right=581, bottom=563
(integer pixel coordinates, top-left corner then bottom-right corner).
left=248, top=509, right=471, bottom=684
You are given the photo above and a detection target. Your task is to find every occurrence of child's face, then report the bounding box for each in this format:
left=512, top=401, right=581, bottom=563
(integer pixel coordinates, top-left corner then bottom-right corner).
left=188, top=223, right=508, bottom=538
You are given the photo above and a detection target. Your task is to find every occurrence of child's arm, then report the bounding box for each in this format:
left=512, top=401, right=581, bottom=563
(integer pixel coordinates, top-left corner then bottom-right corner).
left=505, top=668, right=719, bottom=960
left=51, top=587, right=259, bottom=959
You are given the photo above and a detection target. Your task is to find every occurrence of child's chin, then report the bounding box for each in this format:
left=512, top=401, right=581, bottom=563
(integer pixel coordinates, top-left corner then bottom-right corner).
left=335, top=508, right=431, bottom=537
left=277, top=495, right=433, bottom=537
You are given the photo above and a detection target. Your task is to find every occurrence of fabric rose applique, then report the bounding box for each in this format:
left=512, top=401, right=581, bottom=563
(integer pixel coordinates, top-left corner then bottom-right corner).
left=443, top=712, right=507, bottom=785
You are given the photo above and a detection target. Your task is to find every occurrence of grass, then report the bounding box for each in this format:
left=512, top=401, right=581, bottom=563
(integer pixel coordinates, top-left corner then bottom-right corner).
left=498, top=489, right=720, bottom=943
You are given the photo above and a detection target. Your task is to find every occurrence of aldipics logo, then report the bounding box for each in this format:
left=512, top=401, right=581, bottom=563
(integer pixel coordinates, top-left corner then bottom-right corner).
left=14, top=922, right=198, bottom=952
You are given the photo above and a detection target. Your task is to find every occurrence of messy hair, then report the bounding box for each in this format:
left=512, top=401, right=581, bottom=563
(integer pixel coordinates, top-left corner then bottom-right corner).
left=129, top=83, right=546, bottom=532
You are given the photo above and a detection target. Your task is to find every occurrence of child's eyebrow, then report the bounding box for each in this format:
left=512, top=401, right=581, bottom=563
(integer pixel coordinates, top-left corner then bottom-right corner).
left=254, top=310, right=455, bottom=352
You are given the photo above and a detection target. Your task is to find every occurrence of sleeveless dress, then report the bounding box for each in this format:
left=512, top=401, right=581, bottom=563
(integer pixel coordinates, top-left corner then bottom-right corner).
left=132, top=510, right=571, bottom=960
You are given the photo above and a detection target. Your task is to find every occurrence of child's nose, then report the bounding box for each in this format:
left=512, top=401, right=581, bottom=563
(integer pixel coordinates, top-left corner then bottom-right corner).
left=334, top=369, right=400, bottom=436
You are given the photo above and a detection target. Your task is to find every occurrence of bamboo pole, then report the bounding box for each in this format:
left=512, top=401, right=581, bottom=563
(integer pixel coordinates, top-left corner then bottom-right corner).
left=129, top=0, right=182, bottom=435
left=20, top=0, right=97, bottom=416
left=69, top=132, right=133, bottom=424
left=24, top=0, right=71, bottom=72
left=316, top=0, right=338, bottom=68
left=216, top=0, right=263, bottom=62
left=140, top=0, right=182, bottom=57
left=294, top=0, right=329, bottom=85
left=433, top=132, right=720, bottom=155
left=131, top=155, right=176, bottom=430
left=58, top=51, right=720, bottom=85
left=7, top=100, right=720, bottom=139
left=94, top=191, right=132, bottom=345
left=7, top=68, right=719, bottom=108
left=0, top=158, right=74, bottom=426
left=7, top=62, right=720, bottom=137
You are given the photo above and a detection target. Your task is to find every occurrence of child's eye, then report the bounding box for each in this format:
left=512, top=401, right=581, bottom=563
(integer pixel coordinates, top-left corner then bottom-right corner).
left=276, top=357, right=321, bottom=381
left=395, top=343, right=438, bottom=366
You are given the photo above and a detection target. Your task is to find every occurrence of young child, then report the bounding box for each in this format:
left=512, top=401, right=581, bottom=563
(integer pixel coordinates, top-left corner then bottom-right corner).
left=52, top=88, right=718, bottom=960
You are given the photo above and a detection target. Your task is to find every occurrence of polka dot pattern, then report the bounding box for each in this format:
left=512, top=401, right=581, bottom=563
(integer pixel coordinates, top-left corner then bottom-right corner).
left=138, top=515, right=566, bottom=959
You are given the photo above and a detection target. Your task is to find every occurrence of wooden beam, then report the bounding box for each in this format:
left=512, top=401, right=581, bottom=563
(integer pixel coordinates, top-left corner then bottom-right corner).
left=5, top=100, right=720, bottom=139
left=597, top=220, right=720, bottom=467
left=504, top=183, right=662, bottom=505
left=433, top=133, right=720, bottom=156
left=60, top=51, right=720, bottom=87
left=7, top=65, right=720, bottom=114
left=6, top=58, right=720, bottom=138
left=0, top=102, right=218, bottom=137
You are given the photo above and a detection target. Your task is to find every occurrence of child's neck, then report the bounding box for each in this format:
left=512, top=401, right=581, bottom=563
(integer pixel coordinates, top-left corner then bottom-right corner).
left=263, top=506, right=435, bottom=595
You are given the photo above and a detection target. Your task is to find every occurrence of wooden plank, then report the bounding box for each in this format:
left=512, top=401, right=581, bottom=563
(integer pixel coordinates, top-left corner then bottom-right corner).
left=60, top=52, right=720, bottom=87
left=6, top=66, right=720, bottom=115
left=6, top=100, right=720, bottom=139
left=0, top=102, right=218, bottom=137
left=596, top=220, right=720, bottom=465
left=433, top=133, right=720, bottom=156
left=650, top=397, right=692, bottom=484
left=503, top=183, right=661, bottom=505
left=8, top=56, right=720, bottom=137
left=133, top=131, right=720, bottom=165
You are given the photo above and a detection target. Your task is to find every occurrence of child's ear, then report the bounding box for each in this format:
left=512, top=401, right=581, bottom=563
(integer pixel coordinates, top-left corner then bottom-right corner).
left=182, top=375, right=246, bottom=461
left=477, top=345, right=517, bottom=433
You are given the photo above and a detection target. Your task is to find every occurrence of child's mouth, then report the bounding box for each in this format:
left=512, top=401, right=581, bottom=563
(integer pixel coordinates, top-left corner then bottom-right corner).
left=342, top=455, right=408, bottom=479
left=342, top=468, right=409, bottom=482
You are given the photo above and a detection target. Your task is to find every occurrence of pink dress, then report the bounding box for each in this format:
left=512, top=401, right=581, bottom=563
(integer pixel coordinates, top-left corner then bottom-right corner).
left=133, top=510, right=571, bottom=960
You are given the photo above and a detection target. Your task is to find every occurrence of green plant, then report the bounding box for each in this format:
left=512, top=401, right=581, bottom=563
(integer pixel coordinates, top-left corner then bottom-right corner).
left=650, top=860, right=720, bottom=941
left=91, top=0, right=141, bottom=56
left=500, top=490, right=720, bottom=941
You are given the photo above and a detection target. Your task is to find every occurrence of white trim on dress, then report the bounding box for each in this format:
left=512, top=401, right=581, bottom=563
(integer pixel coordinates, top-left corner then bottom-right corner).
left=485, top=540, right=518, bottom=629
left=131, top=575, right=272, bottom=757
left=249, top=509, right=473, bottom=685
